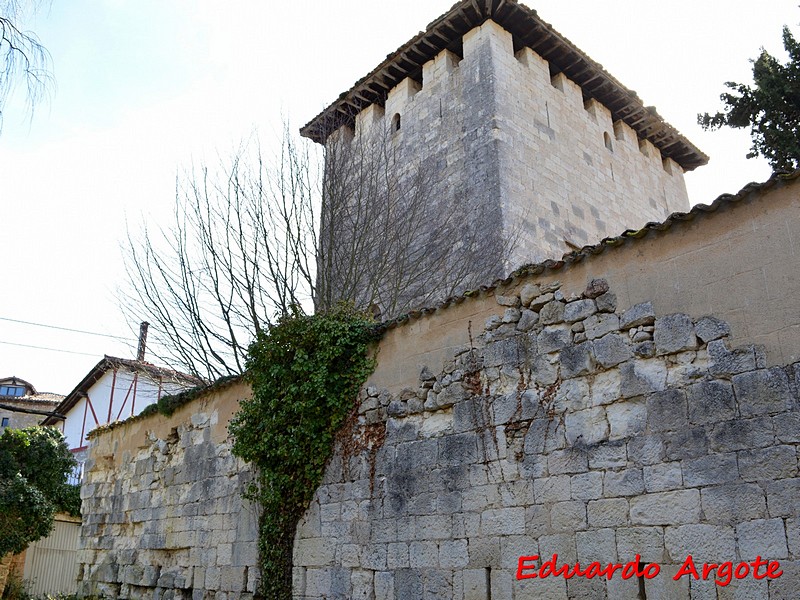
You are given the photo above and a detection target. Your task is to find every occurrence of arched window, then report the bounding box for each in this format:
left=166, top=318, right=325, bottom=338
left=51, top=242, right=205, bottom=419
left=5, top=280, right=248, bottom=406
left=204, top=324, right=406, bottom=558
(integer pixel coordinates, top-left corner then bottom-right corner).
left=392, top=113, right=401, bottom=132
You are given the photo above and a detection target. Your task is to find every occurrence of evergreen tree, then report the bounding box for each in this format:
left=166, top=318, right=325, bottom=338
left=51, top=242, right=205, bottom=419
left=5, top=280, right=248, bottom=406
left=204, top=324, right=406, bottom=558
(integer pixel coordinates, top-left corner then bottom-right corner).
left=699, top=26, right=800, bottom=172
left=0, top=426, right=78, bottom=556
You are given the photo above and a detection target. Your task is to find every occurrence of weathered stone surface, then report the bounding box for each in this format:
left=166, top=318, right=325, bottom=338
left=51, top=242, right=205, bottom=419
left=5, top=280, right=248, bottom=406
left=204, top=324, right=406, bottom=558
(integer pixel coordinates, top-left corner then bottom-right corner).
left=733, top=368, right=792, bottom=417
left=737, top=519, right=789, bottom=560
left=737, top=445, right=798, bottom=481
left=643, top=462, right=683, bottom=493
left=570, top=471, right=603, bottom=501
left=694, top=316, right=731, bottom=343
left=559, top=342, right=594, bottom=379
left=520, top=283, right=541, bottom=307
left=565, top=407, right=609, bottom=445
left=595, top=291, right=617, bottom=313
left=548, top=447, right=589, bottom=475
left=653, top=313, right=698, bottom=355
left=516, top=309, right=538, bottom=332
left=587, top=498, right=629, bottom=528
left=537, top=325, right=572, bottom=353
left=80, top=277, right=800, bottom=599
left=530, top=292, right=554, bottom=311
left=620, top=359, right=667, bottom=398
left=683, top=453, right=739, bottom=487
left=664, top=524, right=736, bottom=563
left=630, top=489, right=701, bottom=525
left=709, top=416, right=775, bottom=452
left=606, top=398, right=646, bottom=441
left=628, top=435, right=674, bottom=465
left=646, top=389, right=688, bottom=432
left=620, top=302, right=655, bottom=330
left=604, top=468, right=645, bottom=497
left=583, top=313, right=620, bottom=340
left=576, top=527, right=617, bottom=563
left=563, top=299, right=597, bottom=323
left=539, top=300, right=566, bottom=325
left=496, top=294, right=520, bottom=307
left=765, top=478, right=800, bottom=517
left=700, top=483, right=767, bottom=524
left=583, top=278, right=609, bottom=299
left=550, top=501, right=587, bottom=532
left=588, top=441, right=627, bottom=469
left=534, top=475, right=571, bottom=504
left=774, top=411, right=800, bottom=443
left=592, top=333, right=632, bottom=368
left=686, top=380, right=735, bottom=425
left=616, top=527, right=665, bottom=563
left=707, top=339, right=757, bottom=377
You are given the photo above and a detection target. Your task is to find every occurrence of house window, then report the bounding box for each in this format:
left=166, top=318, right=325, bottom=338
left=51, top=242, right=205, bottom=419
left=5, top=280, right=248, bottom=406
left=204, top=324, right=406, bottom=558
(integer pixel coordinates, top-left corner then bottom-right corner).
left=1, top=417, right=9, bottom=427
left=0, top=385, right=25, bottom=397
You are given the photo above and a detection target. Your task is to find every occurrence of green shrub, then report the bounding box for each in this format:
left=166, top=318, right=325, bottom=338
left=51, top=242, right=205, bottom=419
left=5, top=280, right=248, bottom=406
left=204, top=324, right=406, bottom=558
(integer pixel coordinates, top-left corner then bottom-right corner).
left=229, top=304, right=378, bottom=599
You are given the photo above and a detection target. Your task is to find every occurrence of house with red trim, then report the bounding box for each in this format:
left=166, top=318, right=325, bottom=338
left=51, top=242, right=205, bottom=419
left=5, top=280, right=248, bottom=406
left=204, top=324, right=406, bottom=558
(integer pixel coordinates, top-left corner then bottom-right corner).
left=42, top=356, right=202, bottom=480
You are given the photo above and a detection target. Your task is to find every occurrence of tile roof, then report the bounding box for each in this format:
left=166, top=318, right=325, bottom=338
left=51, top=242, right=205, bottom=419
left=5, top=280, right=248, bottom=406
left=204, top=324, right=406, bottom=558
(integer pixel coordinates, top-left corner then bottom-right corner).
left=300, top=0, right=707, bottom=170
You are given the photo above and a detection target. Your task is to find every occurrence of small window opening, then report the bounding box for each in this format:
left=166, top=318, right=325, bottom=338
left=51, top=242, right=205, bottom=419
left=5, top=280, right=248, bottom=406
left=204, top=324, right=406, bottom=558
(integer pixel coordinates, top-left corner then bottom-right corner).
left=392, top=113, right=401, bottom=132
left=604, top=132, right=614, bottom=152
left=1, top=417, right=9, bottom=427
left=0, top=385, right=25, bottom=397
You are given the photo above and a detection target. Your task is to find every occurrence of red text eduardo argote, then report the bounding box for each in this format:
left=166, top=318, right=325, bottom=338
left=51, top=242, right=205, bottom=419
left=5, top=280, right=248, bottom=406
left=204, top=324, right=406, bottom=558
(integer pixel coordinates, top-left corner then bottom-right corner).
left=517, top=554, right=783, bottom=587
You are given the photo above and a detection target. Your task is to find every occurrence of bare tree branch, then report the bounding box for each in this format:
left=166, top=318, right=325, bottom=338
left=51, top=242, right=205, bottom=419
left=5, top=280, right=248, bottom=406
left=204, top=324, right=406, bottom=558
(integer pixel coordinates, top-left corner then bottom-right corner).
left=121, top=122, right=512, bottom=378
left=0, top=1, right=52, bottom=129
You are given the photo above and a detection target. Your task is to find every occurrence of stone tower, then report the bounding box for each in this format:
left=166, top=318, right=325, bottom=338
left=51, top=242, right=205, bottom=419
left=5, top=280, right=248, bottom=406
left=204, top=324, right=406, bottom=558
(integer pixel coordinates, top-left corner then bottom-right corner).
left=301, top=0, right=707, bottom=313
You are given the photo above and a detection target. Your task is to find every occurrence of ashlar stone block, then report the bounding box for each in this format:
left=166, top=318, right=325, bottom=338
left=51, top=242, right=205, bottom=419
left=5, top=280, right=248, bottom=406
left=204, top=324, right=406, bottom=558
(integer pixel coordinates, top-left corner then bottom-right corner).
left=686, top=379, right=735, bottom=425
left=737, top=518, right=788, bottom=560
left=654, top=313, right=698, bottom=355
left=664, top=524, right=735, bottom=563
left=700, top=483, right=766, bottom=524
left=592, top=333, right=632, bottom=368
left=733, top=367, right=792, bottom=417
left=629, top=489, right=701, bottom=525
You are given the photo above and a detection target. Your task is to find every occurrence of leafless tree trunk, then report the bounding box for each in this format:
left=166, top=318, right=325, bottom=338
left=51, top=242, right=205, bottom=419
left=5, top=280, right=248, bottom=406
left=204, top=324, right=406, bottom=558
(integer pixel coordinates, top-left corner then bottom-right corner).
left=122, top=123, right=511, bottom=380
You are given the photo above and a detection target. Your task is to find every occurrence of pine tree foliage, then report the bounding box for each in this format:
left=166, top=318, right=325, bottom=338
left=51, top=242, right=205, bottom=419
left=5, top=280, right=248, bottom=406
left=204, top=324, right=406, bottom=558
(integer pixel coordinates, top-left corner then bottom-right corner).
left=699, top=26, right=800, bottom=171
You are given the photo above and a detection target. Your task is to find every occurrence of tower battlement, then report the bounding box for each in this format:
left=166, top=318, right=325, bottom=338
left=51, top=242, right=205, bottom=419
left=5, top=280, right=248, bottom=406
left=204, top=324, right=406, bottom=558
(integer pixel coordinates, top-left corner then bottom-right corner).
left=303, top=1, right=707, bottom=311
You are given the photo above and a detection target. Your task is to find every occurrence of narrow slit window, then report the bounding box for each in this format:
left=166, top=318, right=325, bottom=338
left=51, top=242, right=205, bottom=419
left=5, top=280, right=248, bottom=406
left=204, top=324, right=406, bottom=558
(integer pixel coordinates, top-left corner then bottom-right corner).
left=392, top=113, right=401, bottom=132
left=604, top=132, right=614, bottom=152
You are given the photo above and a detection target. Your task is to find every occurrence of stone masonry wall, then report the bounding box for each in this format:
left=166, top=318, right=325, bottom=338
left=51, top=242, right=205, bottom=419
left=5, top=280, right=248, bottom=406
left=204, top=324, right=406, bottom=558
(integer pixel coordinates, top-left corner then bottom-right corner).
left=78, top=381, right=259, bottom=600
left=335, top=20, right=689, bottom=281
left=293, top=279, right=800, bottom=599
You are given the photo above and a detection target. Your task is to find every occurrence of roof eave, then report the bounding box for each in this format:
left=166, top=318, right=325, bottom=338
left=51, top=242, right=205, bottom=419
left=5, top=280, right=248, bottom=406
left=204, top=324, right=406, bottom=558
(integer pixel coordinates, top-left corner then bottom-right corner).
left=300, top=0, right=707, bottom=171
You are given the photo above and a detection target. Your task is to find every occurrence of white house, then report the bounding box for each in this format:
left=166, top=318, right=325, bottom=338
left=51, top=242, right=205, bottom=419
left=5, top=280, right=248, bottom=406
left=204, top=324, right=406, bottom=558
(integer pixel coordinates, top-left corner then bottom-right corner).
left=42, top=355, right=202, bottom=480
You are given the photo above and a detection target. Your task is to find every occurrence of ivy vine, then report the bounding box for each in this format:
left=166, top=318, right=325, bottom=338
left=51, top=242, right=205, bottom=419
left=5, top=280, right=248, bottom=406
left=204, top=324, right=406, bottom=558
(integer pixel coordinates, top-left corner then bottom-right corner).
left=228, top=305, right=378, bottom=599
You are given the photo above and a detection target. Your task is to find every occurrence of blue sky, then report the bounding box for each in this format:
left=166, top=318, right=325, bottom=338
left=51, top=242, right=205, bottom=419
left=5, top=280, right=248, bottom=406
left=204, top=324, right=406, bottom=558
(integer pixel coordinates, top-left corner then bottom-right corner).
left=1, top=0, right=796, bottom=393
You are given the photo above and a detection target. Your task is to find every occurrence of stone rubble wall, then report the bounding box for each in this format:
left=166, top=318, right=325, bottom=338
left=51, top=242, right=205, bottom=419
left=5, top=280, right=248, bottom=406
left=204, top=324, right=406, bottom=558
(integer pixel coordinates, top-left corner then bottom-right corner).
left=76, top=177, right=800, bottom=599
left=78, top=381, right=259, bottom=600
left=293, top=279, right=800, bottom=599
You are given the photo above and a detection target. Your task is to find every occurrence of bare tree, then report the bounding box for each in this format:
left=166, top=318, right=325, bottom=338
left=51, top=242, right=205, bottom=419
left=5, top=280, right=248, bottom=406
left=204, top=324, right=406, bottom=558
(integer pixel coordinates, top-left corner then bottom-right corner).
left=0, top=1, right=51, bottom=128
left=122, top=124, right=510, bottom=380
